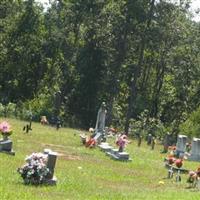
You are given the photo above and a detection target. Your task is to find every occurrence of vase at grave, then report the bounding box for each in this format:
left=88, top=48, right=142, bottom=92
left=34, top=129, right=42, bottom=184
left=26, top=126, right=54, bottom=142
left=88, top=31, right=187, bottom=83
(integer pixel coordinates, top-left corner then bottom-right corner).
left=2, top=134, right=9, bottom=141
left=119, top=146, right=124, bottom=152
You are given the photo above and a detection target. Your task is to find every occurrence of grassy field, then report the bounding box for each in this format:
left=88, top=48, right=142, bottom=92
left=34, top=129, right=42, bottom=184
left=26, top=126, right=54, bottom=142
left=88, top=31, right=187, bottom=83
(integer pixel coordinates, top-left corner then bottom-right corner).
left=0, top=118, right=200, bottom=200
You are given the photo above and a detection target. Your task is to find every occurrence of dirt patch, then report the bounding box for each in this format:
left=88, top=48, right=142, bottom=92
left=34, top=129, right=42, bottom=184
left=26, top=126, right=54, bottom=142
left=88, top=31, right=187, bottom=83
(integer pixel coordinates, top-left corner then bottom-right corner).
left=58, top=153, right=82, bottom=161
left=41, top=143, right=66, bottom=148
left=40, top=143, right=82, bottom=160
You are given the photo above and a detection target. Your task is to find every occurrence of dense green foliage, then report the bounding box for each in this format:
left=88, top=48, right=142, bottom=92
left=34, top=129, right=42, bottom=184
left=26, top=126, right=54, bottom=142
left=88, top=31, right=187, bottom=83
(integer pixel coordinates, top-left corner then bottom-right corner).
left=0, top=0, right=200, bottom=136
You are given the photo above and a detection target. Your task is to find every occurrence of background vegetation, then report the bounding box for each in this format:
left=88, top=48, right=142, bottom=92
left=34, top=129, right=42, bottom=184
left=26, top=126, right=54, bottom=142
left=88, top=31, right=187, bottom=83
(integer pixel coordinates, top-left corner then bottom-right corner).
left=0, top=0, right=200, bottom=138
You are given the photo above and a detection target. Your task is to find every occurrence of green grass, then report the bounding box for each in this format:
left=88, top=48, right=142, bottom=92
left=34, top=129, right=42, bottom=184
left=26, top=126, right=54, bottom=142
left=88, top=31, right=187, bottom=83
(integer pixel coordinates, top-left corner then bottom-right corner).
left=0, top=118, right=200, bottom=200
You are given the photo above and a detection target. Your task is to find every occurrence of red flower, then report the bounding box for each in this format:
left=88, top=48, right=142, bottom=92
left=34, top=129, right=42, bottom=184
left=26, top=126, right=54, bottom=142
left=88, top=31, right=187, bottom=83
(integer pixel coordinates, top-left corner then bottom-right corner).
left=175, top=159, right=183, bottom=168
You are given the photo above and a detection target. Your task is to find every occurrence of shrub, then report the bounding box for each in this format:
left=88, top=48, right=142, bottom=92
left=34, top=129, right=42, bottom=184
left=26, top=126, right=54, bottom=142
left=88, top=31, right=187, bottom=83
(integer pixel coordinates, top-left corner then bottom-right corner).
left=179, top=107, right=200, bottom=138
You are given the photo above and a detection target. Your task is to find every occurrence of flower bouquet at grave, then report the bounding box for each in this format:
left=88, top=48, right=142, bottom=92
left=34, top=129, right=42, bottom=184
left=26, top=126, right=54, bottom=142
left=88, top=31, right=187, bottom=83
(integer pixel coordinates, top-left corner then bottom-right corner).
left=0, top=121, right=13, bottom=139
left=187, top=167, right=200, bottom=187
left=116, top=134, right=129, bottom=152
left=18, top=152, right=50, bottom=185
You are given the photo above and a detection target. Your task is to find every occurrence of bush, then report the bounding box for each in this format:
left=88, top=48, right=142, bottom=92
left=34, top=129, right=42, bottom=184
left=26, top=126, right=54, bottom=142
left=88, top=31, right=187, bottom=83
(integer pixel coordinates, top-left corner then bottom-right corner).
left=129, top=110, right=166, bottom=139
left=179, top=107, right=200, bottom=138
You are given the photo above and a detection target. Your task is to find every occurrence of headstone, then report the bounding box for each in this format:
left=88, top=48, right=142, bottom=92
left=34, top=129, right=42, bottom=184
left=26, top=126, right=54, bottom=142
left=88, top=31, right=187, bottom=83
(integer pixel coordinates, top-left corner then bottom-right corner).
left=162, top=132, right=173, bottom=153
left=98, top=143, right=113, bottom=152
left=189, top=138, right=200, bottom=161
left=175, top=135, right=187, bottom=157
left=46, top=152, right=57, bottom=180
left=0, top=139, right=15, bottom=155
left=94, top=102, right=107, bottom=143
left=44, top=148, right=52, bottom=154
left=106, top=148, right=131, bottom=161
left=147, top=134, right=152, bottom=145
left=0, top=139, right=12, bottom=151
left=117, top=152, right=129, bottom=160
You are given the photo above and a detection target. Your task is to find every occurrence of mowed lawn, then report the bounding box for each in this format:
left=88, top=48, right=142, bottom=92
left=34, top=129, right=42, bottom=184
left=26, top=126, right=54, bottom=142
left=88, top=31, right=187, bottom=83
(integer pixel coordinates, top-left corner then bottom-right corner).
left=0, top=118, right=200, bottom=200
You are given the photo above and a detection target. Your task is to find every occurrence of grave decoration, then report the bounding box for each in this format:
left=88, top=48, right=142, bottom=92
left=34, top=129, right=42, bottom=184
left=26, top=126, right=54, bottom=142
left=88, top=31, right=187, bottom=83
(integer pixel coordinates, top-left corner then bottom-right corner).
left=0, top=121, right=12, bottom=140
left=187, top=167, right=200, bottom=188
left=40, top=116, right=49, bottom=125
left=116, top=134, right=129, bottom=152
left=105, top=134, right=131, bottom=161
left=0, top=121, right=15, bottom=155
left=164, top=155, right=188, bottom=182
left=80, top=128, right=96, bottom=148
left=106, top=127, right=117, bottom=138
left=18, top=149, right=57, bottom=185
left=23, top=111, right=33, bottom=133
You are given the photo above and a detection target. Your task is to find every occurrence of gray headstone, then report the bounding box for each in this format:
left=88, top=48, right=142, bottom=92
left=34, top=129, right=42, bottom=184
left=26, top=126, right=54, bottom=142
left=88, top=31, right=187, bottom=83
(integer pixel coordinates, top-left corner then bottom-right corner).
left=95, top=102, right=107, bottom=136
left=46, top=152, right=57, bottom=179
left=117, top=152, right=129, bottom=159
left=98, top=143, right=113, bottom=152
left=164, top=133, right=173, bottom=146
left=147, top=134, right=152, bottom=145
left=0, top=139, right=12, bottom=152
left=189, top=138, right=200, bottom=161
left=176, top=135, right=187, bottom=153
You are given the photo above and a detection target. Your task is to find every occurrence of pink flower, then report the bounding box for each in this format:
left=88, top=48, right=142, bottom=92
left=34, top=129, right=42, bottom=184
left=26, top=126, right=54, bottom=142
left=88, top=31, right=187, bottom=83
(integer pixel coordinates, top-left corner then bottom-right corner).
left=0, top=121, right=11, bottom=133
left=116, top=134, right=129, bottom=148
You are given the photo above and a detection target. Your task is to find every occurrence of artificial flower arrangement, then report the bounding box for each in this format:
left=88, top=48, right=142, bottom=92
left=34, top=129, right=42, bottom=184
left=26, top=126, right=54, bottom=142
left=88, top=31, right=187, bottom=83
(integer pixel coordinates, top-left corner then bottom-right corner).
left=0, top=121, right=13, bottom=138
left=116, top=134, right=129, bottom=152
left=18, top=152, right=50, bottom=185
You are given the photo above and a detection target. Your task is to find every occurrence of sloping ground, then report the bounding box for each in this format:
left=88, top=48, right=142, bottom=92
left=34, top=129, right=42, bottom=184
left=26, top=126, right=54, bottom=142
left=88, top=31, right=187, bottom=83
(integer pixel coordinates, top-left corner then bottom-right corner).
left=0, top=118, right=199, bottom=200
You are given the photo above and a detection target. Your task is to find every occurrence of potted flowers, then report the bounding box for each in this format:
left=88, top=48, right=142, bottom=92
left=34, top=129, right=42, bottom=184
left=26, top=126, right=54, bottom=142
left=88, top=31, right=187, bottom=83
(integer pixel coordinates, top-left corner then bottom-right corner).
left=18, top=152, right=50, bottom=185
left=116, top=134, right=129, bottom=152
left=0, top=121, right=13, bottom=140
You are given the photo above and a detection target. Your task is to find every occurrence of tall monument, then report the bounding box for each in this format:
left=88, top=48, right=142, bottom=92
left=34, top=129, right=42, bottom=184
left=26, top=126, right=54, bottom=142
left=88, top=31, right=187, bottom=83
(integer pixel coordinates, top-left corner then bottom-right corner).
left=94, top=102, right=107, bottom=143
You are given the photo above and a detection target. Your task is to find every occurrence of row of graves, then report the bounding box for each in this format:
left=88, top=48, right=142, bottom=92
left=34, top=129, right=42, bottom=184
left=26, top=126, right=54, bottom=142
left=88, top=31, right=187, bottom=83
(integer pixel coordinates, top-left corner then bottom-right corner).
left=164, top=134, right=200, bottom=188
left=80, top=102, right=132, bottom=161
left=0, top=120, right=58, bottom=186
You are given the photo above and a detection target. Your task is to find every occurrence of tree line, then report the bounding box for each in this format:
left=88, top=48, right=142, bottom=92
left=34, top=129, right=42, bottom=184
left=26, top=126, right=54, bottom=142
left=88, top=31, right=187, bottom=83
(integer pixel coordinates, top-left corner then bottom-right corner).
left=0, top=0, right=200, bottom=137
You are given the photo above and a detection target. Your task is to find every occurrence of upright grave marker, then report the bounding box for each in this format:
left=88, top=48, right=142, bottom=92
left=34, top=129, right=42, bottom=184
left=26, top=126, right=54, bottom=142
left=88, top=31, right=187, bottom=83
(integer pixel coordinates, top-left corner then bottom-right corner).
left=94, top=102, right=107, bottom=143
left=189, top=138, right=200, bottom=161
left=175, top=135, right=187, bottom=157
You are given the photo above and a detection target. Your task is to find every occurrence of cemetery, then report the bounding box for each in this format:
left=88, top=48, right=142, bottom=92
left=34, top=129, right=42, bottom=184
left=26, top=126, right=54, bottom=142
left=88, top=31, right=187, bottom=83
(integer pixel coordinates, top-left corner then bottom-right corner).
left=0, top=0, right=200, bottom=199
left=0, top=117, right=200, bottom=200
